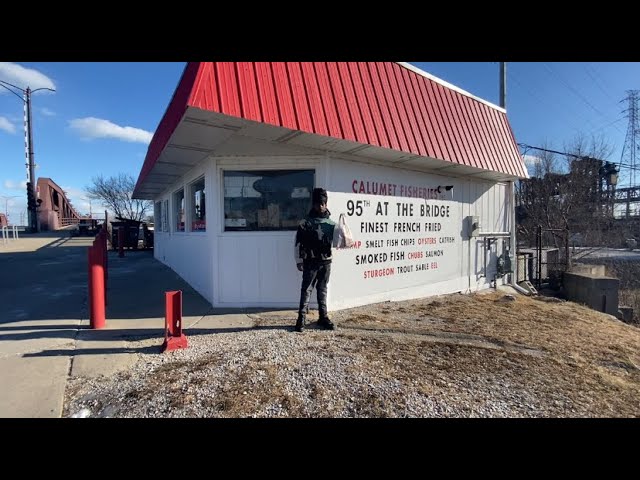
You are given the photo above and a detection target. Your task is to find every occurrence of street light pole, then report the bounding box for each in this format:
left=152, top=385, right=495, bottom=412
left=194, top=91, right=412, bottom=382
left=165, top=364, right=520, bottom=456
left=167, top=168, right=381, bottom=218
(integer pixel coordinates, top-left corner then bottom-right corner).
left=80, top=197, right=92, bottom=217
left=0, top=79, right=55, bottom=234
left=1, top=195, right=20, bottom=218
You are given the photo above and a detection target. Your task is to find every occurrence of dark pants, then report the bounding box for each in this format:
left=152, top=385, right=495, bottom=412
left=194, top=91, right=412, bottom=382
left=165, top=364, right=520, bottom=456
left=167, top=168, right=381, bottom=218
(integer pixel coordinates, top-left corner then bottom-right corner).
left=298, top=262, right=331, bottom=320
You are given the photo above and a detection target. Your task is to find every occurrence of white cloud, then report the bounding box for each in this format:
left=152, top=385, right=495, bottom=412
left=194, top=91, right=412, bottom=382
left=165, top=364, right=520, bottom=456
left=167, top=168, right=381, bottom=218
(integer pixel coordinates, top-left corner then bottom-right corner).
left=3, top=180, right=27, bottom=190
left=523, top=154, right=542, bottom=166
left=69, top=117, right=153, bottom=144
left=41, top=107, right=56, bottom=116
left=0, top=62, right=56, bottom=92
left=0, top=116, right=15, bottom=134
left=62, top=186, right=94, bottom=214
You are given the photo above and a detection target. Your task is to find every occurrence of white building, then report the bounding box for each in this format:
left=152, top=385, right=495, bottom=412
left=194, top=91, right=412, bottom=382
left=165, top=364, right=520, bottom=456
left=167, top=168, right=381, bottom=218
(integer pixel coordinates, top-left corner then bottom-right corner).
left=133, top=62, right=528, bottom=311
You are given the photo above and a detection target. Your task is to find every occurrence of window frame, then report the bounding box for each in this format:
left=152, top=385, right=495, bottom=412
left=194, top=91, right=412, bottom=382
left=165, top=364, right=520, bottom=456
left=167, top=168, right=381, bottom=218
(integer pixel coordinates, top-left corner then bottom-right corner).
left=173, top=188, right=185, bottom=233
left=189, top=175, right=206, bottom=233
left=154, top=201, right=161, bottom=232
left=220, top=167, right=316, bottom=235
left=162, top=199, right=169, bottom=232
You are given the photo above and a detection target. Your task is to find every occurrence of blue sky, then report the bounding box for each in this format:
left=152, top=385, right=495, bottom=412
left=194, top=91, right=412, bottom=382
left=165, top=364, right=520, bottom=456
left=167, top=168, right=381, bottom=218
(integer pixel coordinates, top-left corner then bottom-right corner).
left=0, top=61, right=637, bottom=223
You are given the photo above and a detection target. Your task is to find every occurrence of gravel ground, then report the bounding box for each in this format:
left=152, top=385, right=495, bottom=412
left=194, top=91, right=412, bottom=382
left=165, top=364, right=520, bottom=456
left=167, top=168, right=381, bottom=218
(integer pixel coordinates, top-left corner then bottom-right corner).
left=64, top=292, right=640, bottom=418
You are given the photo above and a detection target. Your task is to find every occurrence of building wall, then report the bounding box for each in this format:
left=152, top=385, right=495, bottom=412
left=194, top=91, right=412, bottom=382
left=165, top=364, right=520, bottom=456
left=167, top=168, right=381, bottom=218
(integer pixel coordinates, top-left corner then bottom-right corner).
left=212, top=156, right=326, bottom=308
left=152, top=161, right=214, bottom=304
left=153, top=152, right=512, bottom=311
left=327, top=158, right=510, bottom=310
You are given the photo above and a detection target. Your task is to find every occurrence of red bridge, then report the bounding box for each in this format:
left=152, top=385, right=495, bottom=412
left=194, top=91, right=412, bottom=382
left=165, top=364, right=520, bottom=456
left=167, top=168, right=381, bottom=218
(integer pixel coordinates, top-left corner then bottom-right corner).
left=37, top=177, right=83, bottom=230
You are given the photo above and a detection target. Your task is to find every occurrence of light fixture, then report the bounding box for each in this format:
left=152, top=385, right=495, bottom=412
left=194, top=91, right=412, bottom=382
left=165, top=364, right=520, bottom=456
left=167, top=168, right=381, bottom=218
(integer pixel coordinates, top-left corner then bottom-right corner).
left=436, top=185, right=454, bottom=193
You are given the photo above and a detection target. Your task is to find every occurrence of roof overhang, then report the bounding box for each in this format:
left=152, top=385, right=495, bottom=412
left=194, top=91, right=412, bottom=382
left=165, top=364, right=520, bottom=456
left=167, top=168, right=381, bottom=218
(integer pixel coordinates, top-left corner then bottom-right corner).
left=133, top=106, right=520, bottom=199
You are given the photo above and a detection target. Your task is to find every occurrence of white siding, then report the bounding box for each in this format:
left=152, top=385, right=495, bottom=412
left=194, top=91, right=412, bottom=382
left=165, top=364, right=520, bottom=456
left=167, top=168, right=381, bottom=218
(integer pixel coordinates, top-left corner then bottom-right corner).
left=211, top=156, right=325, bottom=308
left=152, top=159, right=214, bottom=303
left=327, top=158, right=510, bottom=310
left=153, top=152, right=512, bottom=311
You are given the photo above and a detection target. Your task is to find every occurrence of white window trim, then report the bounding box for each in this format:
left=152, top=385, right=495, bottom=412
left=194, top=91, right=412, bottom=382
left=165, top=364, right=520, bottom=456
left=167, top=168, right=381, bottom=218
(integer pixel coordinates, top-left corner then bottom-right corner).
left=218, top=164, right=317, bottom=236
left=154, top=201, right=162, bottom=233
left=188, top=175, right=207, bottom=234
left=173, top=187, right=186, bottom=234
left=162, top=199, right=169, bottom=232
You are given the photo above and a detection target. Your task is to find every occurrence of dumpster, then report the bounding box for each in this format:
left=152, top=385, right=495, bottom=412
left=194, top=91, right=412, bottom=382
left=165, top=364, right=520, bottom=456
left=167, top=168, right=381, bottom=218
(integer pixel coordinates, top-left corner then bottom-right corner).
left=110, top=218, right=142, bottom=250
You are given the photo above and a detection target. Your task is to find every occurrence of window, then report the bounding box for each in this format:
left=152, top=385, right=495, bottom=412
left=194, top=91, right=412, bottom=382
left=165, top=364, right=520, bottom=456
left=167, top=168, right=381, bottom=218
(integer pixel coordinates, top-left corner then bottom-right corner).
left=223, top=169, right=314, bottom=231
left=174, top=189, right=185, bottom=232
left=190, top=177, right=206, bottom=232
left=154, top=202, right=161, bottom=231
left=163, top=200, right=169, bottom=232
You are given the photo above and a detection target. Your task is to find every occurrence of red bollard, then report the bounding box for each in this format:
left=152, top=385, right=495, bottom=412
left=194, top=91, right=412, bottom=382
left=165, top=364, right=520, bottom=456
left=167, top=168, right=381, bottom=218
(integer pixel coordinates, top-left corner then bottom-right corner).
left=99, top=230, right=107, bottom=307
left=118, top=227, right=124, bottom=258
left=88, top=245, right=106, bottom=329
left=162, top=290, right=188, bottom=352
left=101, top=228, right=108, bottom=281
left=87, top=246, right=93, bottom=321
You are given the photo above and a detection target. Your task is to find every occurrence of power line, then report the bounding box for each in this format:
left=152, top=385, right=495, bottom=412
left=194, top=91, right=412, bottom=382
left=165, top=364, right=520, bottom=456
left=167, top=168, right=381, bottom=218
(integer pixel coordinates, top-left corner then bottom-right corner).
left=587, top=116, right=625, bottom=136
left=518, top=142, right=640, bottom=172
left=584, top=64, right=617, bottom=104
left=543, top=63, right=606, bottom=118
left=588, top=63, right=613, bottom=92
left=542, top=63, right=626, bottom=136
left=508, top=69, right=593, bottom=135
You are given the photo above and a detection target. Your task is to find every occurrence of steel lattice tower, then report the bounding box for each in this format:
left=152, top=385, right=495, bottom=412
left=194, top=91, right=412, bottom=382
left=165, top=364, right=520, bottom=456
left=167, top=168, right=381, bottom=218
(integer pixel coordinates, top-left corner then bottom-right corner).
left=621, top=90, right=640, bottom=188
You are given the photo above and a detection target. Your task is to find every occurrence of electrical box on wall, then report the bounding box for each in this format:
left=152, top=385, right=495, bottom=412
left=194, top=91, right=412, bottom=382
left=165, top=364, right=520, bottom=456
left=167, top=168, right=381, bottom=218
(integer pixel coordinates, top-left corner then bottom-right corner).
left=468, top=215, right=480, bottom=237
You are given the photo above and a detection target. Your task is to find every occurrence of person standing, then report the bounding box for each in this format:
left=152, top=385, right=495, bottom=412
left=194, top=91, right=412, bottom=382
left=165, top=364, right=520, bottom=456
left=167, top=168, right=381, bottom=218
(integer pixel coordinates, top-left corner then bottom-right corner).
left=293, top=188, right=342, bottom=332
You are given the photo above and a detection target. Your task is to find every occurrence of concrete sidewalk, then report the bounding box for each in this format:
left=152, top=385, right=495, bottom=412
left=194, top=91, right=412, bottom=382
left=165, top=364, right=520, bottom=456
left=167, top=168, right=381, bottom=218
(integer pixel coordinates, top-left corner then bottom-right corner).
left=0, top=233, right=272, bottom=417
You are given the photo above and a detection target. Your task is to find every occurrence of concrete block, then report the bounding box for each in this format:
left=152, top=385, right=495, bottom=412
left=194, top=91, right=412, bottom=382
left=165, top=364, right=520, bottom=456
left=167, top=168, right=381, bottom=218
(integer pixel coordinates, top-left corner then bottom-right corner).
left=570, top=264, right=606, bottom=276
left=618, top=306, right=634, bottom=323
left=563, top=271, right=620, bottom=316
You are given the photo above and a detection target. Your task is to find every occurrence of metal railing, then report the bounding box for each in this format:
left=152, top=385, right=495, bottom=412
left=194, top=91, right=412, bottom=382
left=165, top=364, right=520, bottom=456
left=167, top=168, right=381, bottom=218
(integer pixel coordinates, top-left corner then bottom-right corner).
left=1, top=225, right=19, bottom=245
left=59, top=217, right=82, bottom=227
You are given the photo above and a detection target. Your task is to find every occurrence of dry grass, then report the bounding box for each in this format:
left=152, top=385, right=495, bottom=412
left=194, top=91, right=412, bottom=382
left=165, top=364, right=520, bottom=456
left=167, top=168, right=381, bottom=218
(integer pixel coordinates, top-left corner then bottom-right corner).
left=620, top=289, right=640, bottom=324
left=332, top=291, right=640, bottom=416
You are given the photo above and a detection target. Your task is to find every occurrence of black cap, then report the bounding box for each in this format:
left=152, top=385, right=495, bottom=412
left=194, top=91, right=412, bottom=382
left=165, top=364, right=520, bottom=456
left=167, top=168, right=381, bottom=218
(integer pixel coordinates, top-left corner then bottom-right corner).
left=312, top=187, right=328, bottom=205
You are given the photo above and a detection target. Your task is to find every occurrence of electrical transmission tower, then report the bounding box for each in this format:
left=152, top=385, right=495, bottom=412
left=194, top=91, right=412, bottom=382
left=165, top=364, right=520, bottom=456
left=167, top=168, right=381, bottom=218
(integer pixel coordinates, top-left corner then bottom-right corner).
left=620, top=90, right=640, bottom=188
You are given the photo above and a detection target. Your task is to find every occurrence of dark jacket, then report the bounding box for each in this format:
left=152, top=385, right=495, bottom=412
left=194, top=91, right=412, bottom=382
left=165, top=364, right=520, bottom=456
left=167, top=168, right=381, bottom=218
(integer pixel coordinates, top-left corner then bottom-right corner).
left=294, top=209, right=342, bottom=265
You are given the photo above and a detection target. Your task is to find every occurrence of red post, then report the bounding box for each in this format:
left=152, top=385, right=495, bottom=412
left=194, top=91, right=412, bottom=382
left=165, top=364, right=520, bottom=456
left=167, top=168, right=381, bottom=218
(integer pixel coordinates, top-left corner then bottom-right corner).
left=87, top=246, right=93, bottom=321
left=162, top=290, right=188, bottom=352
left=118, top=227, right=124, bottom=258
left=88, top=245, right=106, bottom=329
left=99, top=230, right=107, bottom=307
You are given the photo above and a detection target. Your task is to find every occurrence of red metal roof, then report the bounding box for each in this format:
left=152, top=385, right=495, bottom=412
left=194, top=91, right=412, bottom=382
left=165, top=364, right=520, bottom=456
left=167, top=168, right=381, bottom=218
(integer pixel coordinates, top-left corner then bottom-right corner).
left=135, top=62, right=526, bottom=192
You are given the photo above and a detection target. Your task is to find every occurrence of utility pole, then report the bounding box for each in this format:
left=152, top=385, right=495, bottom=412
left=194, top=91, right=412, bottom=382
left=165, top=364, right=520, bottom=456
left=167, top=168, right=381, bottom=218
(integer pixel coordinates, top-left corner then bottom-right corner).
left=499, top=62, right=507, bottom=109
left=25, top=87, right=39, bottom=233
left=0, top=80, right=55, bottom=234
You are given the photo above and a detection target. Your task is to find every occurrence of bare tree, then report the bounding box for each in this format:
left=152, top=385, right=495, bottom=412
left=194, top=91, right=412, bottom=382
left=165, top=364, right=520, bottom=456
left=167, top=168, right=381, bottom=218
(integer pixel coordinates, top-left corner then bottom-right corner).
left=516, top=142, right=560, bottom=243
left=86, top=173, right=152, bottom=222
left=562, top=134, right=616, bottom=246
left=517, top=134, right=616, bottom=248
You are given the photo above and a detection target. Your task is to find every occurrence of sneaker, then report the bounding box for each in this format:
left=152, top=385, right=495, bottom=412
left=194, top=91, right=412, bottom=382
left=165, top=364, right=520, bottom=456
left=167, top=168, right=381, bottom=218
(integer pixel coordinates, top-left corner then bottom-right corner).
left=317, top=317, right=335, bottom=330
